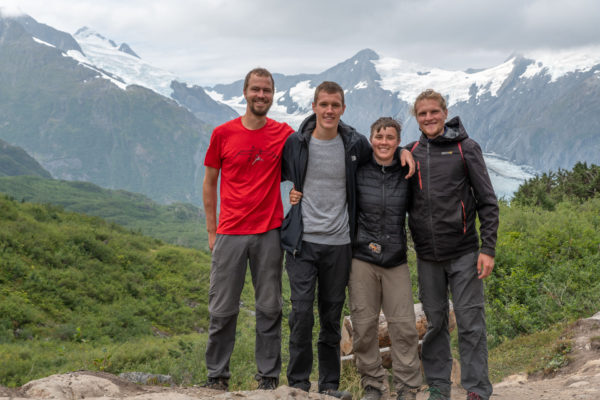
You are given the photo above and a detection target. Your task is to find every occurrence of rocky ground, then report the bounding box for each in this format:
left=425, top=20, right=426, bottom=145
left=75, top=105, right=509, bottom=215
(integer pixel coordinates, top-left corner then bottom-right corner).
left=1, top=313, right=599, bottom=400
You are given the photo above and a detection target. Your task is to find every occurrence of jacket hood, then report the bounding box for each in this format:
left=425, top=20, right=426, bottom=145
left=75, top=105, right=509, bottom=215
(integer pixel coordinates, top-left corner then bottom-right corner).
left=420, top=116, right=469, bottom=144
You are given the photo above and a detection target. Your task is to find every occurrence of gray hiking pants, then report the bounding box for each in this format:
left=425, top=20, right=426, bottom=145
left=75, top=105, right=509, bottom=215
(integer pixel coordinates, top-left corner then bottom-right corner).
left=205, top=229, right=283, bottom=380
left=417, top=251, right=492, bottom=399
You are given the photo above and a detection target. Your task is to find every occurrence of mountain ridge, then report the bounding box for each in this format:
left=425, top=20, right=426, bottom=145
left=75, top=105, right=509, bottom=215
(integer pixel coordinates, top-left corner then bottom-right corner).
left=206, top=47, right=600, bottom=175
left=0, top=16, right=212, bottom=205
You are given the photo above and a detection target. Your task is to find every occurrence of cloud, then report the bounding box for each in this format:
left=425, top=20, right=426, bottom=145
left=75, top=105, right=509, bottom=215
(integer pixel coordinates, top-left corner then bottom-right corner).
left=2, top=0, right=599, bottom=85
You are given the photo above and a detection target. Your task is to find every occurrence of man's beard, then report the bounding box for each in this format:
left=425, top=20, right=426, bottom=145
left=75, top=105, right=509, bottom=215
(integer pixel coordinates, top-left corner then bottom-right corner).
left=249, top=100, right=272, bottom=117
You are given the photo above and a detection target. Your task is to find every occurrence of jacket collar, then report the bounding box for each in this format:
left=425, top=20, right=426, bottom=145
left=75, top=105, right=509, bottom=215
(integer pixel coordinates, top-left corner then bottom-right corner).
left=297, top=113, right=359, bottom=148
left=418, top=116, right=469, bottom=145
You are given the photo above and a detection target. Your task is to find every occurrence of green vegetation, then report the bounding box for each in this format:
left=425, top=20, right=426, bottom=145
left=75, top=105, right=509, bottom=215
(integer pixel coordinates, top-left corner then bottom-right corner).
left=486, top=193, right=600, bottom=346
left=487, top=322, right=571, bottom=382
left=0, top=176, right=207, bottom=250
left=0, top=194, right=213, bottom=384
left=512, top=162, right=600, bottom=210
left=0, top=139, right=52, bottom=178
left=2, top=162, right=600, bottom=391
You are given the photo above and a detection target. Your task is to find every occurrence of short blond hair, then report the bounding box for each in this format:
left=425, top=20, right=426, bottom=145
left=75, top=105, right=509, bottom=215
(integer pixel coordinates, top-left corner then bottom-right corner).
left=412, top=89, right=447, bottom=116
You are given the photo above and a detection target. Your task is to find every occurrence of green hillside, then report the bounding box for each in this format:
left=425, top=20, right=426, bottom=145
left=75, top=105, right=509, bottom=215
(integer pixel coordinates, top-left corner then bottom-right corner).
left=0, top=194, right=262, bottom=388
left=0, top=139, right=51, bottom=178
left=0, top=175, right=208, bottom=250
left=0, top=194, right=211, bottom=343
left=1, top=164, right=599, bottom=393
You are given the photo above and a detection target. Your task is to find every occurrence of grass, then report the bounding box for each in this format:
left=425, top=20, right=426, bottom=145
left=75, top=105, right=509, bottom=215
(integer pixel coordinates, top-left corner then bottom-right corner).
left=488, top=321, right=572, bottom=382
left=2, top=185, right=600, bottom=391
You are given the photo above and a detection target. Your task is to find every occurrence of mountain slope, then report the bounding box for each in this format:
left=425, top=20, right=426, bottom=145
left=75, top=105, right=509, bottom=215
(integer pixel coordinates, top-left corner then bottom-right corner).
left=0, top=139, right=52, bottom=178
left=0, top=194, right=211, bottom=344
left=0, top=175, right=207, bottom=249
left=71, top=26, right=238, bottom=127
left=0, top=16, right=211, bottom=205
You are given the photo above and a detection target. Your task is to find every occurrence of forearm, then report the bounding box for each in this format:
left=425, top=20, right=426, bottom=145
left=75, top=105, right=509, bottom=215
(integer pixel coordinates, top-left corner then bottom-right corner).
left=203, top=193, right=217, bottom=234
left=202, top=167, right=219, bottom=234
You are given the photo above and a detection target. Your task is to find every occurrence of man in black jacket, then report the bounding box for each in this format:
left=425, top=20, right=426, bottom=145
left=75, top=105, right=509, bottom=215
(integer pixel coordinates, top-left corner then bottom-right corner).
left=280, top=81, right=370, bottom=400
left=407, top=89, right=499, bottom=400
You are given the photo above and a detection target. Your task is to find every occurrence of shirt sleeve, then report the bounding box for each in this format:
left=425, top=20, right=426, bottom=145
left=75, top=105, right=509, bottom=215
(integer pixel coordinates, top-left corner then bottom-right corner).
left=204, top=128, right=222, bottom=169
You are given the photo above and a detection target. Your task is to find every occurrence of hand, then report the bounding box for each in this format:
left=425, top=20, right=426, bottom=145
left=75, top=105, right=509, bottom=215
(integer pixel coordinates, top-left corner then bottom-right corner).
left=208, top=231, right=216, bottom=253
left=289, top=187, right=303, bottom=205
left=400, top=149, right=415, bottom=179
left=477, top=253, right=495, bottom=279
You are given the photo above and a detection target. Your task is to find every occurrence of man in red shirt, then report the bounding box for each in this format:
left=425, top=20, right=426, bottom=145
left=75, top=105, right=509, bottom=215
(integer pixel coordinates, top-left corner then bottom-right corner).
left=202, top=68, right=294, bottom=391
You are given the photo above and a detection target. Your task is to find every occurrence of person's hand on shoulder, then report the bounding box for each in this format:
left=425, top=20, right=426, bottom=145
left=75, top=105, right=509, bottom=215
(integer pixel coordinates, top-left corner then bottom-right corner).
left=400, top=149, right=415, bottom=178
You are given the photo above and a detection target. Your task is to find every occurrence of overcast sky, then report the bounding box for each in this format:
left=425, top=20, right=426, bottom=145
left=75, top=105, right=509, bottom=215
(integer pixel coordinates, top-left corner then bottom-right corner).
left=2, top=0, right=600, bottom=86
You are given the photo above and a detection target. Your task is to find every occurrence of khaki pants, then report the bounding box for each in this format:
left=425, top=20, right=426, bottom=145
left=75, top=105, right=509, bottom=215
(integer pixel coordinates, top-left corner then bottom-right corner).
left=348, top=259, right=422, bottom=392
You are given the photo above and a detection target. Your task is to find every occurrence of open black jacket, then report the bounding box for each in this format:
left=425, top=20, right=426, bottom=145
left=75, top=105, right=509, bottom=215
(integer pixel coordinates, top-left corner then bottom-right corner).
left=353, top=149, right=411, bottom=268
left=407, top=116, right=499, bottom=261
left=280, top=114, right=371, bottom=255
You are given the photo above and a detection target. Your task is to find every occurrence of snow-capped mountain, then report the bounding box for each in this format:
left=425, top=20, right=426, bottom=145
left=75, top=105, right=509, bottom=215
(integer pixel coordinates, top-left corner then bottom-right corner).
left=71, top=26, right=237, bottom=127
left=206, top=47, right=600, bottom=197
left=16, top=19, right=237, bottom=128
left=6, top=12, right=599, bottom=199
left=73, top=27, right=176, bottom=98
left=0, top=14, right=213, bottom=205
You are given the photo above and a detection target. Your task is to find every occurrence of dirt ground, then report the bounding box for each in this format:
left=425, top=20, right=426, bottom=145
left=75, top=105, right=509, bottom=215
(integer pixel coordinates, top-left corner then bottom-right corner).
left=1, top=313, right=599, bottom=400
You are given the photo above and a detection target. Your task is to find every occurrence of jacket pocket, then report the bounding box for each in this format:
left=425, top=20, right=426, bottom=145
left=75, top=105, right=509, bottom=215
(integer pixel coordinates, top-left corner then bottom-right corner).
left=435, top=195, right=465, bottom=235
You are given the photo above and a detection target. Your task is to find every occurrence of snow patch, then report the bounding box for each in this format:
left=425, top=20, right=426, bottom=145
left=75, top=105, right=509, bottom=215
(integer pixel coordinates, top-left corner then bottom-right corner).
left=64, top=50, right=127, bottom=90
left=32, top=37, right=55, bottom=48
left=374, top=56, right=514, bottom=106
left=483, top=153, right=536, bottom=199
left=354, top=81, right=368, bottom=90
left=289, top=80, right=314, bottom=109
left=73, top=28, right=176, bottom=98
left=520, top=46, right=600, bottom=82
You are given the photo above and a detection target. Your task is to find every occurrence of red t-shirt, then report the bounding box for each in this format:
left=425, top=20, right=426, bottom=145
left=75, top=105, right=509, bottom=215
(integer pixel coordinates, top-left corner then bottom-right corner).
left=204, top=117, right=294, bottom=234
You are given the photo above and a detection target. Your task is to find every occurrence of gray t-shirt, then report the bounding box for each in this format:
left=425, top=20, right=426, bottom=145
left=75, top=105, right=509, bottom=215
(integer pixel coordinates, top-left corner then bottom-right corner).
left=301, top=134, right=350, bottom=245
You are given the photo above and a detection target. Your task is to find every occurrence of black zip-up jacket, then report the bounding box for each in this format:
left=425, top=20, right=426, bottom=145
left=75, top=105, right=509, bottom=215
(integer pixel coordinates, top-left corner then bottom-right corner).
left=353, top=149, right=410, bottom=268
left=407, top=116, right=499, bottom=261
left=280, top=114, right=371, bottom=255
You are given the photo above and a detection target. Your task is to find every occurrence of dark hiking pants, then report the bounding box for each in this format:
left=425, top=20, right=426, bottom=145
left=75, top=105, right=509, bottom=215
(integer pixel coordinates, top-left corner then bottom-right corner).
left=285, top=241, right=352, bottom=392
left=417, top=251, right=493, bottom=400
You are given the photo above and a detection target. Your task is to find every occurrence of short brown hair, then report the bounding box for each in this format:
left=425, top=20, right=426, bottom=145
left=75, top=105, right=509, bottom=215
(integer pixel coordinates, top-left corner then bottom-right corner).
left=412, top=89, right=447, bottom=116
left=370, top=117, right=402, bottom=140
left=313, top=81, right=345, bottom=105
left=243, top=68, right=274, bottom=92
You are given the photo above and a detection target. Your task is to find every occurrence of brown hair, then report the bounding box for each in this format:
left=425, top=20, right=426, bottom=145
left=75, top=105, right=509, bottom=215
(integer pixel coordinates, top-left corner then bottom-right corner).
left=243, top=68, right=274, bottom=92
left=370, top=117, right=401, bottom=140
left=313, top=81, right=345, bottom=105
left=411, top=89, right=447, bottom=116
